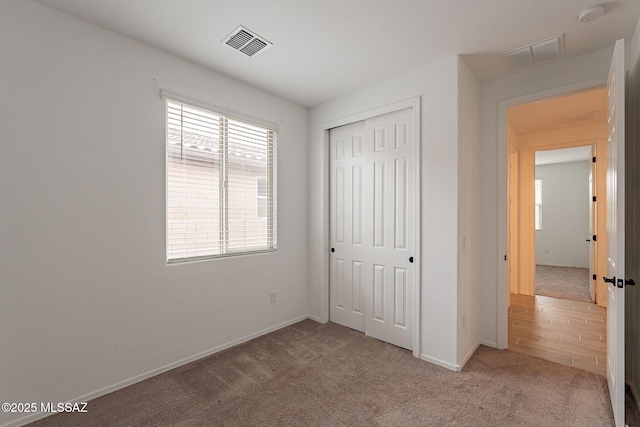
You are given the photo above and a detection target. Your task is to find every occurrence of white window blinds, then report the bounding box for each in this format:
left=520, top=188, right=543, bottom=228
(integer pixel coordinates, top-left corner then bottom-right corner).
left=165, top=97, right=277, bottom=263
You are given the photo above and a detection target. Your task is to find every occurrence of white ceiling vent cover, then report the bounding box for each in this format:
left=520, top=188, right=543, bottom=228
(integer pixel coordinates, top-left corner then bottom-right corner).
left=503, top=35, right=564, bottom=71
left=222, top=26, right=272, bottom=57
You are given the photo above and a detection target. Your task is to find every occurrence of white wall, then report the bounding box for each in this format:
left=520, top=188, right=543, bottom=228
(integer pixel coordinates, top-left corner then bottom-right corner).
left=534, top=161, right=590, bottom=268
left=626, top=15, right=640, bottom=411
left=457, top=58, right=481, bottom=365
left=308, top=56, right=480, bottom=370
left=479, top=47, right=613, bottom=346
left=0, top=1, right=309, bottom=425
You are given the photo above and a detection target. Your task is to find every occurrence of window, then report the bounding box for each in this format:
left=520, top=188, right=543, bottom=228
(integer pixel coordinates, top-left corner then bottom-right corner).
left=256, top=177, right=267, bottom=218
left=165, top=95, right=277, bottom=263
left=534, top=178, right=542, bottom=230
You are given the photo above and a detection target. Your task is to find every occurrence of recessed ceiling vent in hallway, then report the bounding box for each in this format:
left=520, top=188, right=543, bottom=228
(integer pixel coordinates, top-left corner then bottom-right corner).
left=558, top=111, right=599, bottom=125
left=503, top=35, right=564, bottom=71
left=222, top=26, right=272, bottom=57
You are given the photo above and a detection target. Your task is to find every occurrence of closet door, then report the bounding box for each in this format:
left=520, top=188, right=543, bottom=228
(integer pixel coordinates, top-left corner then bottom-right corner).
left=329, top=121, right=366, bottom=332
left=329, top=107, right=416, bottom=351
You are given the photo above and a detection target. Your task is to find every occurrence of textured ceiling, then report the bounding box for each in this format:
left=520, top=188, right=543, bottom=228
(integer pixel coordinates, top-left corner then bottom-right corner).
left=36, top=0, right=640, bottom=107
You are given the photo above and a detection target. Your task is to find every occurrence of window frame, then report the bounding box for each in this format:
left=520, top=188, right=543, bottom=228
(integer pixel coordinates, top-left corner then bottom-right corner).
left=534, top=177, right=542, bottom=231
left=162, top=90, right=278, bottom=263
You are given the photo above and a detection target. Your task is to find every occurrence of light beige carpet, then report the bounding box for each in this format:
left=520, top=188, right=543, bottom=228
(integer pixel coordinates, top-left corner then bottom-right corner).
left=27, top=319, right=614, bottom=426
left=535, top=264, right=592, bottom=303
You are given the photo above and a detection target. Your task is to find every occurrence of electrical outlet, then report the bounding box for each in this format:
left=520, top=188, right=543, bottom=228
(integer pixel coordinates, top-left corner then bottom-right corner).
left=270, top=291, right=277, bottom=304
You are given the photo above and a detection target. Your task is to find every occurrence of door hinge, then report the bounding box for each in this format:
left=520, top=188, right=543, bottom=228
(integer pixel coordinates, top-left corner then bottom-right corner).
left=592, top=156, right=596, bottom=163
left=593, top=274, right=597, bottom=280
left=592, top=196, right=596, bottom=202
left=592, top=235, right=596, bottom=242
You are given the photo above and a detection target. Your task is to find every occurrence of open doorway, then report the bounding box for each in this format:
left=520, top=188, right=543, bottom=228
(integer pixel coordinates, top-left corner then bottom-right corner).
left=506, top=87, right=608, bottom=304
left=534, top=146, right=593, bottom=303
left=506, top=87, right=608, bottom=376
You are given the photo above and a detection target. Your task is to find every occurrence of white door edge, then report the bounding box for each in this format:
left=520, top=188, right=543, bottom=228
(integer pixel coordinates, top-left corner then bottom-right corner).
left=605, top=38, right=625, bottom=427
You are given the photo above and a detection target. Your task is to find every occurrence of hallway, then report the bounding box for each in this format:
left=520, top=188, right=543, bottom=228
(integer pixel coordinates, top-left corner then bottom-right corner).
left=508, top=293, right=606, bottom=376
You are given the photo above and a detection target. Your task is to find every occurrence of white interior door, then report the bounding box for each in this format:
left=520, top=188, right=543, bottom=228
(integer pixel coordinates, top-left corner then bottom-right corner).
left=363, top=108, right=415, bottom=350
left=329, top=107, right=416, bottom=351
left=329, top=121, right=366, bottom=332
left=605, top=38, right=626, bottom=427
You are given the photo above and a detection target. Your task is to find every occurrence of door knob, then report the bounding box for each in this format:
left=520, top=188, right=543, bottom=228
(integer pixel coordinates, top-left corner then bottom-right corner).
left=409, top=256, right=413, bottom=263
left=331, top=248, right=335, bottom=253
left=627, top=279, right=636, bottom=287
left=603, top=276, right=616, bottom=284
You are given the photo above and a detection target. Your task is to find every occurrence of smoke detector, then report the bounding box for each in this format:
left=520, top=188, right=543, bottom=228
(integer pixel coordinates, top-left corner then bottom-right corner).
left=578, top=4, right=606, bottom=23
left=222, top=26, right=272, bottom=57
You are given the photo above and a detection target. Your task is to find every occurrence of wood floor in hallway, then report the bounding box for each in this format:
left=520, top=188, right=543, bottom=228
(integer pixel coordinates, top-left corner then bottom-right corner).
left=508, top=293, right=606, bottom=377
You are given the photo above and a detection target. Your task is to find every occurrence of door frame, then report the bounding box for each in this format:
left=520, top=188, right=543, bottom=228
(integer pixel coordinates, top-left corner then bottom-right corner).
left=497, top=80, right=605, bottom=349
left=521, top=143, right=603, bottom=298
left=589, top=145, right=598, bottom=302
left=319, top=97, right=421, bottom=358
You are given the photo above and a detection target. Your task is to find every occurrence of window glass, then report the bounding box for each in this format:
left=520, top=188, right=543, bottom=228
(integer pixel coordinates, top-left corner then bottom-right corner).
left=166, top=100, right=277, bottom=262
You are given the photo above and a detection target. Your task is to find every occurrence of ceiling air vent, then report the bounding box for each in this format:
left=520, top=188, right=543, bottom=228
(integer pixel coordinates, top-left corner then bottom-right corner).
left=503, top=35, right=564, bottom=71
left=559, top=111, right=598, bottom=125
left=222, top=26, right=272, bottom=57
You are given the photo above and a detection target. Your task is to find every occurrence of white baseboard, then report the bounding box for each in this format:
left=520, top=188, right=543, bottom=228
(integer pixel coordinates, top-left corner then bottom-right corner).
left=535, top=263, right=589, bottom=269
left=420, top=353, right=462, bottom=372
left=420, top=341, right=480, bottom=373
left=307, top=314, right=322, bottom=323
left=1, top=315, right=310, bottom=427
left=479, top=338, right=498, bottom=348
left=459, top=341, right=480, bottom=370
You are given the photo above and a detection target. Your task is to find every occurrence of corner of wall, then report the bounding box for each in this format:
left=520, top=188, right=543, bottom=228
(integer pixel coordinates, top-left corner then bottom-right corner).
left=456, top=55, right=481, bottom=365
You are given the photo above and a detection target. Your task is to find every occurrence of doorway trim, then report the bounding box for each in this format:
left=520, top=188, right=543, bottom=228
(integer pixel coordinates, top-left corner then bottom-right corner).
left=527, top=145, right=600, bottom=298
left=497, top=80, right=605, bottom=349
left=319, top=96, right=421, bottom=358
